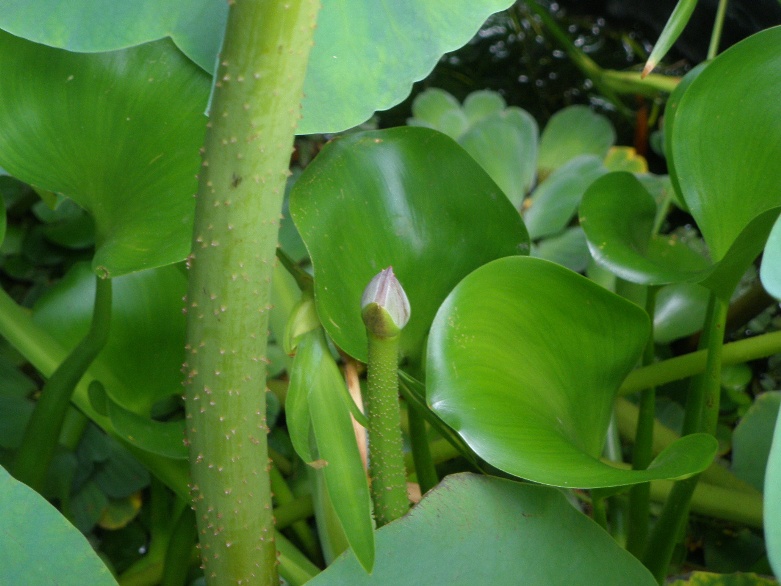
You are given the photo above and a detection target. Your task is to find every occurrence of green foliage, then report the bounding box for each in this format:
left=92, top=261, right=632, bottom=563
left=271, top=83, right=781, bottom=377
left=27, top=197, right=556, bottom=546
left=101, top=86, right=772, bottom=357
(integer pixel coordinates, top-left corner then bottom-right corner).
left=0, top=464, right=118, bottom=585
left=309, top=473, right=658, bottom=585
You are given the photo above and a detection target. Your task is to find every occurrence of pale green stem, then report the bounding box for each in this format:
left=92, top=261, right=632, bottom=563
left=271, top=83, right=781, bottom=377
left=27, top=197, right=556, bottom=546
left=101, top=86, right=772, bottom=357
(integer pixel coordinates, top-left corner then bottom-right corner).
left=619, top=330, right=781, bottom=395
left=183, top=1, right=320, bottom=584
left=364, top=331, right=409, bottom=526
left=642, top=294, right=729, bottom=582
left=269, top=465, right=321, bottom=564
left=14, top=276, right=111, bottom=491
left=707, top=0, right=729, bottom=60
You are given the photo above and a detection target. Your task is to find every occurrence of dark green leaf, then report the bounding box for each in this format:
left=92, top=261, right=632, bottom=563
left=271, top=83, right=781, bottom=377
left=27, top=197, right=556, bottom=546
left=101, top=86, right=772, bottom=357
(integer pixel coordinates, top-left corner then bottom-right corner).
left=291, top=127, right=529, bottom=363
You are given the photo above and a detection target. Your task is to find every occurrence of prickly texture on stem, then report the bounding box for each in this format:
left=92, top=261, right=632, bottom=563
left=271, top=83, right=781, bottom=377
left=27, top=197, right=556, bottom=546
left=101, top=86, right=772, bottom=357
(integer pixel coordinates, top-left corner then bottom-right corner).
left=183, top=1, right=319, bottom=584
left=364, top=331, right=410, bottom=526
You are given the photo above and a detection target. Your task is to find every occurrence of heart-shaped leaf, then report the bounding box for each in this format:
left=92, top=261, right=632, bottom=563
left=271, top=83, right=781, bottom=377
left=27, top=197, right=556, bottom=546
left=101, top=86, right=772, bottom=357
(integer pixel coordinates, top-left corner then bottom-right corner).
left=0, top=0, right=515, bottom=134
left=286, top=328, right=375, bottom=573
left=0, top=464, right=118, bottom=585
left=668, top=27, right=781, bottom=263
left=32, top=262, right=187, bottom=413
left=427, top=256, right=717, bottom=487
left=0, top=32, right=209, bottom=277
left=291, top=127, right=529, bottom=363
left=308, top=473, right=657, bottom=585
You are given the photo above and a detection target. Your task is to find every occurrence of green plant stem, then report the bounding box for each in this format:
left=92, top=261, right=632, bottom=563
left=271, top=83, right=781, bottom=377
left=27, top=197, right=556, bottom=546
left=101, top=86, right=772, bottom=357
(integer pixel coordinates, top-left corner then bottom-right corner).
left=14, top=275, right=112, bottom=491
left=707, top=0, right=729, bottom=60
left=627, top=286, right=659, bottom=557
left=182, top=1, right=319, bottom=584
left=642, top=294, right=729, bottom=582
left=269, top=465, right=321, bottom=564
left=619, top=329, right=781, bottom=395
left=643, top=474, right=698, bottom=582
left=364, top=331, right=409, bottom=526
left=161, top=505, right=197, bottom=586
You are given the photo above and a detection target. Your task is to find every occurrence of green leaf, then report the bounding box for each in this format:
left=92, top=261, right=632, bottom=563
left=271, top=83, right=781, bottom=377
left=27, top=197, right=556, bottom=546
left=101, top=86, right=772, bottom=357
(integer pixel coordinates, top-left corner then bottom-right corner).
left=462, top=90, right=507, bottom=124
left=732, top=392, right=780, bottom=492
left=427, top=256, right=718, bottom=487
left=288, top=329, right=375, bottom=573
left=536, top=106, right=615, bottom=177
left=668, top=28, right=781, bottom=263
left=653, top=282, right=710, bottom=344
left=291, top=127, right=529, bottom=363
left=408, top=88, right=466, bottom=139
left=458, top=107, right=539, bottom=208
left=580, top=172, right=771, bottom=300
left=0, top=32, right=209, bottom=277
left=766, top=397, right=781, bottom=578
left=308, top=473, right=657, bottom=585
left=642, top=0, right=698, bottom=77
left=524, top=155, right=606, bottom=239
left=32, top=262, right=187, bottom=413
left=0, top=464, right=118, bottom=585
left=532, top=226, right=591, bottom=273
left=761, top=214, right=781, bottom=301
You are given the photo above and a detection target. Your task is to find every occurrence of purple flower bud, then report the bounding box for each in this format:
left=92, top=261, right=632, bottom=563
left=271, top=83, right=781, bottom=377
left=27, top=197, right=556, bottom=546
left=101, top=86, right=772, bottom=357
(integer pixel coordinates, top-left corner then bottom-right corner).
left=361, top=267, right=410, bottom=337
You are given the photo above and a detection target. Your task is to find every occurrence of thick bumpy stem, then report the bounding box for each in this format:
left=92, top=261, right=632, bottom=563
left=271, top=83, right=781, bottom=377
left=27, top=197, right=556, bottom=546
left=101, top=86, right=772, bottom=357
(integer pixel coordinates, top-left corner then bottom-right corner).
left=361, top=268, right=411, bottom=526
left=183, top=1, right=320, bottom=584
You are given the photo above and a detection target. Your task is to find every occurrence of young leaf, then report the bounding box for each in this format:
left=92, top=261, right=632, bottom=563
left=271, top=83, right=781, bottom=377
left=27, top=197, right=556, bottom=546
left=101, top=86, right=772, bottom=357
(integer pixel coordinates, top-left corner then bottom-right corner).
left=642, top=0, right=698, bottom=77
left=427, top=256, right=718, bottom=488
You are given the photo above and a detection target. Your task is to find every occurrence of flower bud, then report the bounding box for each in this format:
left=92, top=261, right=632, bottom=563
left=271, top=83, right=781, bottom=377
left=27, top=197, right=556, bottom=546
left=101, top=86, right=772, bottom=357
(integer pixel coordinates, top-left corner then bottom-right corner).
left=361, top=267, right=410, bottom=338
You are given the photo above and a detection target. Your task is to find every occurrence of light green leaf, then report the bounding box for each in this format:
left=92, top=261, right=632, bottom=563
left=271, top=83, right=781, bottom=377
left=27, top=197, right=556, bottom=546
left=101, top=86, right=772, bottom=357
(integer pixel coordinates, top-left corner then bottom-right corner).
left=308, top=473, right=657, bottom=585
left=291, top=127, right=529, bottom=363
left=409, top=88, right=466, bottom=138
left=536, top=106, right=615, bottom=176
left=0, top=32, right=209, bottom=277
left=458, top=107, right=539, bottom=208
left=668, top=572, right=779, bottom=586
left=766, top=397, right=781, bottom=578
left=463, top=90, right=507, bottom=124
left=653, top=282, right=710, bottom=344
left=288, top=329, right=375, bottom=572
left=525, top=155, right=606, bottom=239
left=0, top=464, right=118, bottom=585
left=427, top=256, right=717, bottom=487
left=761, top=214, right=781, bottom=300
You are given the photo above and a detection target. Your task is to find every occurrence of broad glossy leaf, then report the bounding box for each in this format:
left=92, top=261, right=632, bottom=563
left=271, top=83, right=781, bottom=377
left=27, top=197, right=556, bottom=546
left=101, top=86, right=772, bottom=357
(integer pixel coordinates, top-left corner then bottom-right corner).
left=766, top=398, right=781, bottom=578
left=653, top=282, right=710, bottom=343
left=669, top=28, right=781, bottom=262
left=733, top=392, right=780, bottom=492
left=0, top=32, right=209, bottom=277
left=761, top=214, right=781, bottom=300
left=524, top=155, right=606, bottom=239
left=287, top=329, right=375, bottom=572
left=532, top=226, right=591, bottom=273
left=291, top=127, right=529, bottom=363
left=458, top=107, right=539, bottom=208
left=33, top=262, right=187, bottom=413
left=580, top=172, right=711, bottom=284
left=427, top=256, right=717, bottom=487
left=536, top=106, right=615, bottom=176
left=308, top=473, right=657, bottom=585
left=0, top=464, right=118, bottom=585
